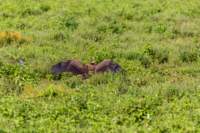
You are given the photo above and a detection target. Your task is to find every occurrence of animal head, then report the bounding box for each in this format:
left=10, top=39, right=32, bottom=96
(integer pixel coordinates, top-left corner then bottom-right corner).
left=86, top=63, right=96, bottom=72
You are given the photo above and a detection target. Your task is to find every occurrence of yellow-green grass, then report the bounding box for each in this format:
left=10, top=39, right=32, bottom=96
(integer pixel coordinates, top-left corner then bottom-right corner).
left=0, top=0, right=200, bottom=132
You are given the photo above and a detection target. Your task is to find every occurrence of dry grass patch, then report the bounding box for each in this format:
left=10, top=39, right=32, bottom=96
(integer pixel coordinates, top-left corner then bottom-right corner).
left=0, top=31, right=32, bottom=46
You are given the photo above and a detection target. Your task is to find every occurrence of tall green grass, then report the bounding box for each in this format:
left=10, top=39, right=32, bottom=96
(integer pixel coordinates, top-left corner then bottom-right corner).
left=0, top=0, right=200, bottom=132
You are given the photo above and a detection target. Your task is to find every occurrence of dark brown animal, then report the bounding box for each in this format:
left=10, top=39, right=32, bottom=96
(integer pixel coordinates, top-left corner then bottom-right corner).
left=51, top=59, right=122, bottom=79
left=51, top=60, right=89, bottom=78
left=95, top=59, right=121, bottom=73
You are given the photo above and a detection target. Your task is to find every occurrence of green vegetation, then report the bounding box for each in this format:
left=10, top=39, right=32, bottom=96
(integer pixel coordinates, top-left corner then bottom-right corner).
left=0, top=0, right=200, bottom=132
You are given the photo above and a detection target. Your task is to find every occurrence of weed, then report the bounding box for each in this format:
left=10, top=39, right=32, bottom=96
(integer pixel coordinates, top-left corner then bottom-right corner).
left=0, top=63, right=40, bottom=94
left=143, top=44, right=169, bottom=64
left=39, top=84, right=66, bottom=98
left=53, top=32, right=68, bottom=41
left=154, top=23, right=167, bottom=34
left=63, top=17, right=79, bottom=31
left=21, top=8, right=42, bottom=16
left=140, top=55, right=152, bottom=68
left=81, top=31, right=103, bottom=42
left=40, top=5, right=51, bottom=12
left=179, top=49, right=198, bottom=63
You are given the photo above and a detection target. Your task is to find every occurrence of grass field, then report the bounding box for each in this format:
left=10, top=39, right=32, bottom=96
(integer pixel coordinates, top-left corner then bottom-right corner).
left=0, top=0, right=200, bottom=132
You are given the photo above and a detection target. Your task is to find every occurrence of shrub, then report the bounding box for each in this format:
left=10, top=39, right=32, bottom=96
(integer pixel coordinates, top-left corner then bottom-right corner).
left=164, top=87, right=181, bottom=101
left=53, top=32, right=68, bottom=41
left=122, top=45, right=169, bottom=68
left=16, top=23, right=31, bottom=30
left=154, top=24, right=167, bottom=33
left=40, top=5, right=51, bottom=12
left=21, top=8, right=42, bottom=16
left=122, top=50, right=152, bottom=68
left=120, top=98, right=156, bottom=124
left=97, top=23, right=109, bottom=33
left=133, top=77, right=148, bottom=87
left=139, top=55, right=152, bottom=68
left=109, top=21, right=126, bottom=34
left=63, top=17, right=79, bottom=31
left=21, top=5, right=50, bottom=17
left=179, top=50, right=198, bottom=63
left=97, top=19, right=126, bottom=34
left=143, top=45, right=169, bottom=64
left=143, top=45, right=157, bottom=59
left=0, top=64, right=40, bottom=94
left=125, top=52, right=142, bottom=61
left=156, top=49, right=169, bottom=64
left=81, top=31, right=103, bottom=42
left=1, top=77, right=23, bottom=94
left=39, top=85, right=66, bottom=98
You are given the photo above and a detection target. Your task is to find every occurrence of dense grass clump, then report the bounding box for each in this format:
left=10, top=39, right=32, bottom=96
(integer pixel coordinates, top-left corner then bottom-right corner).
left=179, top=49, right=198, bottom=63
left=0, top=0, right=200, bottom=132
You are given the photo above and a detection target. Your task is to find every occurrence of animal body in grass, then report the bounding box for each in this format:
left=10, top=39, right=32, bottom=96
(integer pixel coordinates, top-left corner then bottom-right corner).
left=51, top=60, right=89, bottom=78
left=94, top=59, right=121, bottom=73
left=51, top=59, right=122, bottom=78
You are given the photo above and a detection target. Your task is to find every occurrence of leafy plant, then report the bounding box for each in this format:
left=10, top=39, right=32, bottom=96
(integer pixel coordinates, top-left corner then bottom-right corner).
left=21, top=8, right=43, bottom=16
left=143, top=44, right=169, bottom=64
left=63, top=17, right=79, bottom=31
left=0, top=64, right=40, bottom=94
left=179, top=49, right=198, bottom=63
